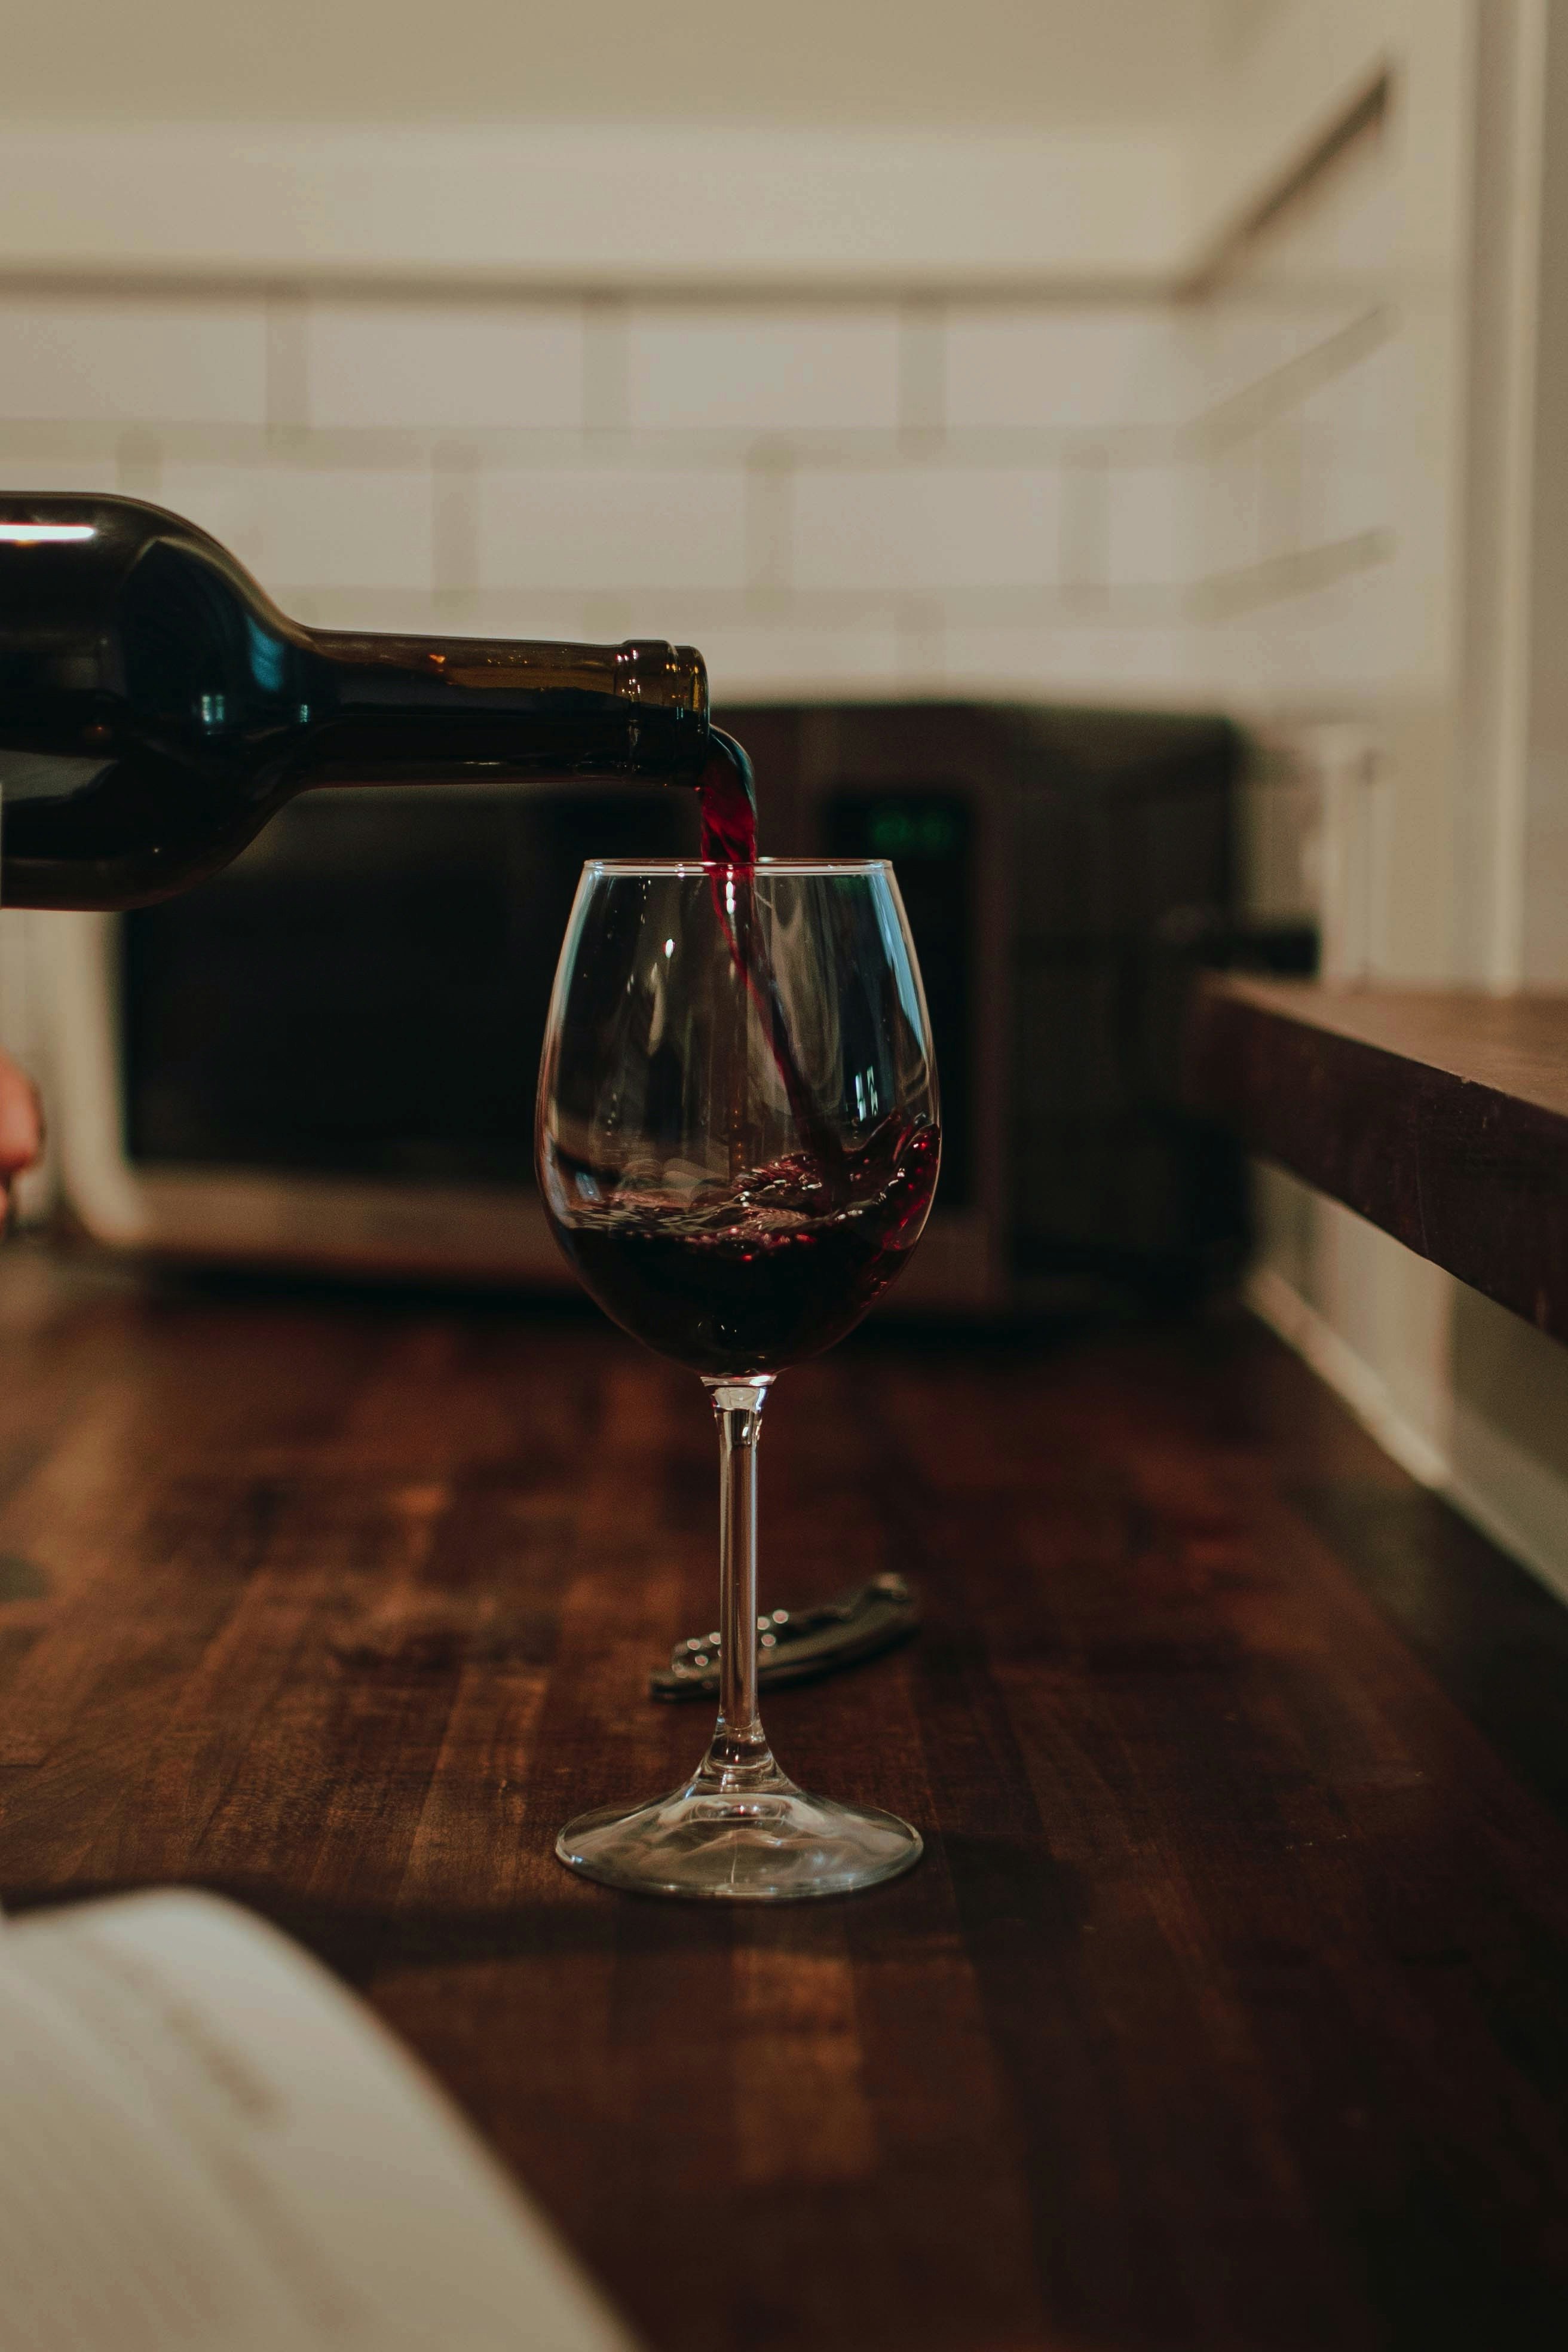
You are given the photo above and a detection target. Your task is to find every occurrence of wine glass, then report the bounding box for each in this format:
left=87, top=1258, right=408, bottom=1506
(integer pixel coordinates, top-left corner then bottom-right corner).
left=535, top=858, right=940, bottom=1900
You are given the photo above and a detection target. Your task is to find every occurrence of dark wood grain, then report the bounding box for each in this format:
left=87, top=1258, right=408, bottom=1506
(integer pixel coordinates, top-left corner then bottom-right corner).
left=1184, top=973, right=1568, bottom=1340
left=2, top=1244, right=1568, bottom=2350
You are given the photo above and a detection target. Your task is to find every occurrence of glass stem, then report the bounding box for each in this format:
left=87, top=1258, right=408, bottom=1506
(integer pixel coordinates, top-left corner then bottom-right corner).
left=700, top=1377, right=778, bottom=1788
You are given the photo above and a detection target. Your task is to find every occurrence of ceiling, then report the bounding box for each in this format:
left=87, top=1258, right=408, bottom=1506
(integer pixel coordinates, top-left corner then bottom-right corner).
left=7, top=0, right=1221, bottom=128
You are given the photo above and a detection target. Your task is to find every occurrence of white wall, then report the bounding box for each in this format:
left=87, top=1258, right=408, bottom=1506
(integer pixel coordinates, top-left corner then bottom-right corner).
left=1219, top=0, right=1568, bottom=1610
left=1180, top=7, right=1468, bottom=1526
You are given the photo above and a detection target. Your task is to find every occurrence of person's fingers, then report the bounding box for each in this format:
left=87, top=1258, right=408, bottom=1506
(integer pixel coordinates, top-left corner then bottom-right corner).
left=0, top=1059, right=42, bottom=1175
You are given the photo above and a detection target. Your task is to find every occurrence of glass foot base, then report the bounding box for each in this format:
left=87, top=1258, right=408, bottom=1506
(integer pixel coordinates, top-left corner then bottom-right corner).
left=556, top=1765, right=922, bottom=1902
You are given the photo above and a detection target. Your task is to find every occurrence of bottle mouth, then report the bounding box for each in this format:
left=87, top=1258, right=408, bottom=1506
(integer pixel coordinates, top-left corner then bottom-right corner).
left=615, top=641, right=708, bottom=721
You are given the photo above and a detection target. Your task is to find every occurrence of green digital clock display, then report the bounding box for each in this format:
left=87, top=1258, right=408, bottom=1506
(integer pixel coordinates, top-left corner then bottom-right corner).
left=863, top=804, right=965, bottom=859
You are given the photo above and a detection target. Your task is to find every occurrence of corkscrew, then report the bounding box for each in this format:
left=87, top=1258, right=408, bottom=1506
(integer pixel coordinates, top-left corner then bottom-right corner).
left=650, top=1572, right=919, bottom=1701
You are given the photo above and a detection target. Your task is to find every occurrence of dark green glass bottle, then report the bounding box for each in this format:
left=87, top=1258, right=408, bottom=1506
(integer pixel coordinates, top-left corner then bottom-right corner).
left=0, top=493, right=709, bottom=909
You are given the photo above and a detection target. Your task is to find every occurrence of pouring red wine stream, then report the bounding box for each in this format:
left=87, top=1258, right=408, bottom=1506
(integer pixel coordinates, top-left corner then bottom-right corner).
left=694, top=728, right=854, bottom=1181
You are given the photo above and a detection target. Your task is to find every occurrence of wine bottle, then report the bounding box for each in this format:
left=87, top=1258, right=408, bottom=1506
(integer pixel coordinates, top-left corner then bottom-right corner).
left=0, top=493, right=709, bottom=910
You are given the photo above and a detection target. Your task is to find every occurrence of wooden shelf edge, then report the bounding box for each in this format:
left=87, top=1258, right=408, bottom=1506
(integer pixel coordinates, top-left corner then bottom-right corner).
left=1182, top=975, right=1568, bottom=1343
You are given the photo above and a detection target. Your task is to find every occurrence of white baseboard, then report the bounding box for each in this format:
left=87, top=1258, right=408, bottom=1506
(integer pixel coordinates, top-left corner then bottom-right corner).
left=1245, top=1262, right=1450, bottom=1489
left=1248, top=1263, right=1568, bottom=1610
left=1446, top=1407, right=1568, bottom=1611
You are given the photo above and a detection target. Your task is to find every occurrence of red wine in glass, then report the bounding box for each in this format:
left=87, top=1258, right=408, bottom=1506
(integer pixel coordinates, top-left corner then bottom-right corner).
left=551, top=1117, right=941, bottom=1378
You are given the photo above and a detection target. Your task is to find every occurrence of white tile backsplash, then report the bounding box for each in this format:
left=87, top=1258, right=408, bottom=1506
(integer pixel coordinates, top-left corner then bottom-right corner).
left=158, top=461, right=437, bottom=595
left=945, top=308, right=1198, bottom=431
left=1298, top=339, right=1395, bottom=548
left=792, top=463, right=1063, bottom=593
left=265, top=466, right=438, bottom=595
left=1253, top=564, right=1393, bottom=698
left=0, top=298, right=267, bottom=427
left=476, top=464, right=749, bottom=593
left=1105, top=464, right=1192, bottom=589
left=1204, top=438, right=1266, bottom=581
left=1297, top=333, right=1395, bottom=441
left=1200, top=306, right=1365, bottom=415
left=698, top=617, right=905, bottom=696
left=627, top=307, right=901, bottom=434
left=1300, top=425, right=1393, bottom=553
left=1254, top=414, right=1306, bottom=566
left=0, top=454, right=121, bottom=494
left=940, top=620, right=1189, bottom=695
left=304, top=300, right=584, bottom=433
left=152, top=461, right=275, bottom=578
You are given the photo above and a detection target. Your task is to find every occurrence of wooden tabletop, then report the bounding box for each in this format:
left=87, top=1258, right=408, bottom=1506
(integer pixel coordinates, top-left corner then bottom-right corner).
left=1183, top=975, right=1568, bottom=1340
left=2, top=1245, right=1568, bottom=2351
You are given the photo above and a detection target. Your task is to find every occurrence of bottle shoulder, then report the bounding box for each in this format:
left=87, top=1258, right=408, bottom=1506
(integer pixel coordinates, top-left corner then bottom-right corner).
left=0, top=492, right=305, bottom=719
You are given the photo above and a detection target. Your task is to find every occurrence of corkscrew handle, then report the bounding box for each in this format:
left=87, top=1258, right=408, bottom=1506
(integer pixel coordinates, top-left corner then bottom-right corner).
left=649, top=1573, right=920, bottom=1701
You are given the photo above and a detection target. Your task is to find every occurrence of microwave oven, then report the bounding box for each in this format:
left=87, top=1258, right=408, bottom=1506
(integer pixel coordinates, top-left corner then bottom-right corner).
left=50, top=701, right=1245, bottom=1315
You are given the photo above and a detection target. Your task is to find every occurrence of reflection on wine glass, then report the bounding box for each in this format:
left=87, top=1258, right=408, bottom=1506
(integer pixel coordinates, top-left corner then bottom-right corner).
left=536, top=858, right=940, bottom=1900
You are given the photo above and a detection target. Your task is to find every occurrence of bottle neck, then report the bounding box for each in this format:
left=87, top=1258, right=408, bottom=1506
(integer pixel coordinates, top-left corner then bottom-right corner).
left=294, top=630, right=709, bottom=786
